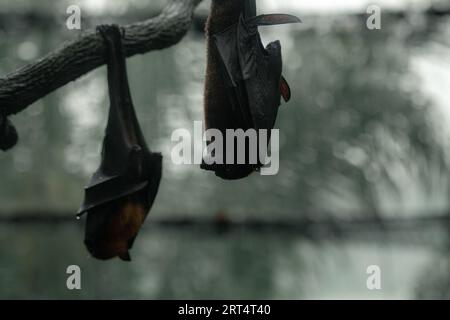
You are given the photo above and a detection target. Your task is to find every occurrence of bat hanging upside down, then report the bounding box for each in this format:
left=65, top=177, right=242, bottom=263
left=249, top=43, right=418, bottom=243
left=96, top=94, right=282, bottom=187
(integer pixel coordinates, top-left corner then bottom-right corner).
left=77, top=25, right=162, bottom=261
left=202, top=0, right=301, bottom=180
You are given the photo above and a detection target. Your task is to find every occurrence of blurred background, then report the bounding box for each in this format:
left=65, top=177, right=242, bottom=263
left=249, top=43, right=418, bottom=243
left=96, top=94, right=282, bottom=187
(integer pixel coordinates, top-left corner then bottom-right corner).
left=1, top=0, right=450, bottom=299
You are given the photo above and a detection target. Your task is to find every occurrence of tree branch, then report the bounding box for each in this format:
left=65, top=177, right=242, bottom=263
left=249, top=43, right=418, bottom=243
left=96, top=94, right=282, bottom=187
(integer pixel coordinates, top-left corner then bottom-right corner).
left=0, top=0, right=204, bottom=116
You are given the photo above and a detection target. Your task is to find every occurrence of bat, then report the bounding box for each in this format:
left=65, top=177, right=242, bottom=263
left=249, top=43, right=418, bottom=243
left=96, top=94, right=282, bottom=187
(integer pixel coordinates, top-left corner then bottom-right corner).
left=0, top=112, right=18, bottom=151
left=202, top=0, right=301, bottom=180
left=77, top=25, right=162, bottom=261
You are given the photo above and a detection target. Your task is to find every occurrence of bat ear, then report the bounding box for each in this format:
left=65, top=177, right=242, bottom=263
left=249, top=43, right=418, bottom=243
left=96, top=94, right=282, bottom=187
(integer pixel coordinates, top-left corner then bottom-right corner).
left=119, top=251, right=132, bottom=262
left=280, top=76, right=292, bottom=103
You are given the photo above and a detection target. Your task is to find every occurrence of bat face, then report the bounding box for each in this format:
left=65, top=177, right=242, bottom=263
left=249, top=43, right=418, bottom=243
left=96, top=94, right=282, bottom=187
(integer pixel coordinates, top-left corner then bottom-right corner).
left=82, top=154, right=162, bottom=261
left=203, top=0, right=300, bottom=180
left=78, top=25, right=162, bottom=261
left=84, top=192, right=147, bottom=261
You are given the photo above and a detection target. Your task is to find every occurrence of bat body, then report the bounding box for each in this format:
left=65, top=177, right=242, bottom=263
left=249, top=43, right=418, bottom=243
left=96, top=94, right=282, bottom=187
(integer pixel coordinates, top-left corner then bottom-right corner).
left=202, top=0, right=300, bottom=180
left=78, top=25, right=162, bottom=261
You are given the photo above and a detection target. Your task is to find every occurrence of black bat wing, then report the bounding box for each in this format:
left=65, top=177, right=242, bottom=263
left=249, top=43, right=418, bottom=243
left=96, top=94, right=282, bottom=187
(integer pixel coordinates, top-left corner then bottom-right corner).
left=213, top=26, right=253, bottom=129
left=238, top=14, right=301, bottom=131
left=213, top=13, right=300, bottom=131
left=78, top=25, right=162, bottom=215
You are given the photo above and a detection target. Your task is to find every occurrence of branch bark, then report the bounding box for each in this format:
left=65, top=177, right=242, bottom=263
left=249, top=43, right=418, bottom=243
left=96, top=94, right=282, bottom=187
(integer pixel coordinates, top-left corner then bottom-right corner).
left=0, top=0, right=204, bottom=116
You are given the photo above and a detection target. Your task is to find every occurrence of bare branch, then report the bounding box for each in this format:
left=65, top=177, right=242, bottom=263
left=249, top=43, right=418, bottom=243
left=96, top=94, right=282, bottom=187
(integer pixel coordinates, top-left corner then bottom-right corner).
left=0, top=0, right=204, bottom=116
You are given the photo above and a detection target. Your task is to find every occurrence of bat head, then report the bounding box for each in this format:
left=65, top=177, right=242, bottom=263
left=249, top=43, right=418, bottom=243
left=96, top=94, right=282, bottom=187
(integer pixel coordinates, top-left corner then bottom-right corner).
left=84, top=193, right=148, bottom=261
left=85, top=238, right=132, bottom=261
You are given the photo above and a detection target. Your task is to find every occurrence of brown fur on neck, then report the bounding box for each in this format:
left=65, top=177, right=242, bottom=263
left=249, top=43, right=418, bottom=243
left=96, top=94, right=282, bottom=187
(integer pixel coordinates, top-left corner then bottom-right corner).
left=206, top=0, right=245, bottom=35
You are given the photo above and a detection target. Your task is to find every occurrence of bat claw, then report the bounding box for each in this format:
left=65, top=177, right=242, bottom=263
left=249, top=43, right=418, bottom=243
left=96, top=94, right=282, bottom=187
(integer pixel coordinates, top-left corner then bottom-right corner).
left=96, top=24, right=119, bottom=36
left=96, top=24, right=123, bottom=50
